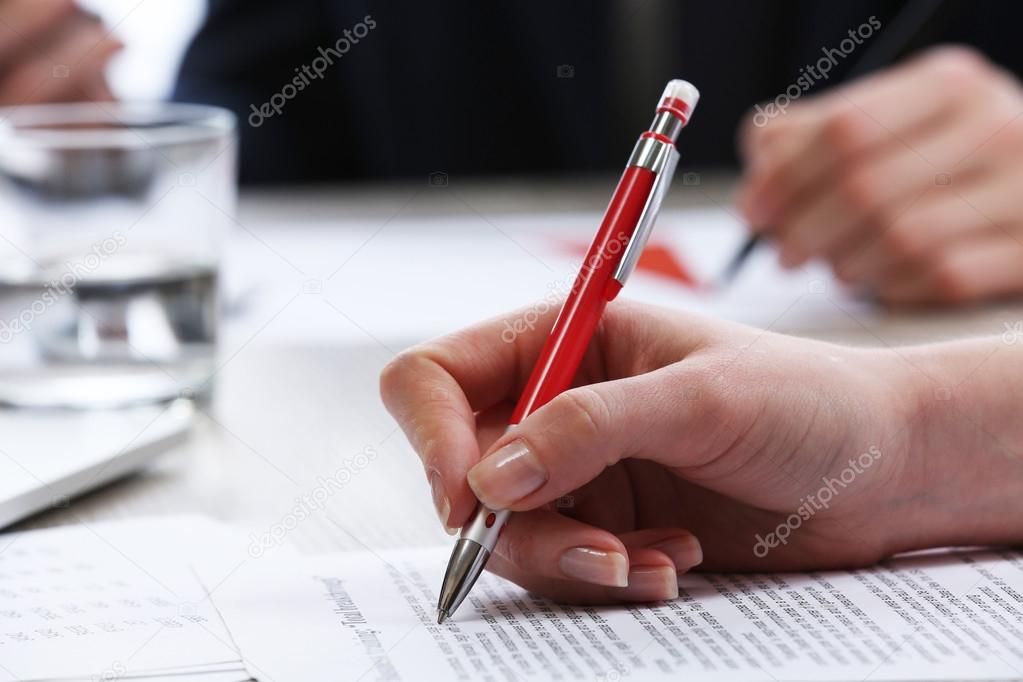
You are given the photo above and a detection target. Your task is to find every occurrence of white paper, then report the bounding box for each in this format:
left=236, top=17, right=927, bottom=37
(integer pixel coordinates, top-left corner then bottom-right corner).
left=221, top=209, right=874, bottom=350
left=202, top=546, right=1023, bottom=682
left=0, top=517, right=249, bottom=682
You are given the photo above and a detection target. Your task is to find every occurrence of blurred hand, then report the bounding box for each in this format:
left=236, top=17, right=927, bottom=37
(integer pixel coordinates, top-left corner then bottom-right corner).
left=0, top=0, right=121, bottom=104
left=737, top=46, right=1023, bottom=305
left=381, top=301, right=933, bottom=604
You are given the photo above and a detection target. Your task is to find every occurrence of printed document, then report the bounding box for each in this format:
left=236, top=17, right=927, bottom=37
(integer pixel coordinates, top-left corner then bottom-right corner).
left=0, top=517, right=249, bottom=682
left=200, top=546, right=1023, bottom=681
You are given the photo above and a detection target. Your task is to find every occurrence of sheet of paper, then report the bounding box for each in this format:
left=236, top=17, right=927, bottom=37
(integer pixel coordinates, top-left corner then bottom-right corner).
left=0, top=517, right=250, bottom=682
left=201, top=546, right=1023, bottom=682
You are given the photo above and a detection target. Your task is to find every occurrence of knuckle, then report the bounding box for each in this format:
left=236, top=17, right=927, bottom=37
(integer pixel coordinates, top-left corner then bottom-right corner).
left=379, top=351, right=417, bottom=401
left=672, top=362, right=722, bottom=412
left=553, top=387, right=612, bottom=439
left=833, top=257, right=860, bottom=283
left=743, top=110, right=788, bottom=149
left=53, top=0, right=79, bottom=19
left=923, top=46, right=994, bottom=91
left=836, top=166, right=878, bottom=211
left=929, top=255, right=971, bottom=302
left=379, top=347, right=437, bottom=407
left=760, top=159, right=800, bottom=199
left=878, top=224, right=920, bottom=262
left=820, top=111, right=867, bottom=159
left=498, top=525, right=536, bottom=570
left=864, top=202, right=899, bottom=238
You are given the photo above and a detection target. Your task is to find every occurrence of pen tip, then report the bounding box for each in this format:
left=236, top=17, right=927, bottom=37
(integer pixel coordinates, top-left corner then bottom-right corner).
left=437, top=610, right=448, bottom=625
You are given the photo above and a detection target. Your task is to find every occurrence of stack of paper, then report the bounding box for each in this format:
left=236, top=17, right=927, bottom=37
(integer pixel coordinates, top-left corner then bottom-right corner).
left=11, top=516, right=1023, bottom=681
left=199, top=546, right=1023, bottom=682
left=0, top=517, right=250, bottom=682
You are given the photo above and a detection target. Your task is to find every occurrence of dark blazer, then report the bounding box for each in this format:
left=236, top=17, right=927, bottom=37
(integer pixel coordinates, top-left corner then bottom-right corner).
left=173, top=1, right=1023, bottom=184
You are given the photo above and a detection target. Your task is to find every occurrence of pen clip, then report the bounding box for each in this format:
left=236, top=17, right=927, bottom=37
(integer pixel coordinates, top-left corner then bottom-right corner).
left=612, top=145, right=679, bottom=287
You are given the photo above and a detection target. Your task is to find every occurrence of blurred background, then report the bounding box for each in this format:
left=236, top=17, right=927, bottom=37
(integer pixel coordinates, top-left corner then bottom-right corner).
left=80, top=0, right=204, bottom=100
left=3, top=0, right=1023, bottom=556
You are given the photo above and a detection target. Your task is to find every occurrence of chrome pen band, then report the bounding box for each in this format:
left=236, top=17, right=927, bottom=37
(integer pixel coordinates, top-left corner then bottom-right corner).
left=460, top=505, right=511, bottom=552
left=650, top=110, right=684, bottom=141
left=627, top=136, right=676, bottom=174
left=615, top=140, right=680, bottom=286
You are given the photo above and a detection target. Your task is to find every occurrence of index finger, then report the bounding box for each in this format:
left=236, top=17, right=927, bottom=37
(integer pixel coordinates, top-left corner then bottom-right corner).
left=379, top=303, right=564, bottom=528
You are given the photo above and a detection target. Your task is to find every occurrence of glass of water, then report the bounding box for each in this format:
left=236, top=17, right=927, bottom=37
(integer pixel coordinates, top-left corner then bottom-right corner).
left=0, top=102, right=236, bottom=408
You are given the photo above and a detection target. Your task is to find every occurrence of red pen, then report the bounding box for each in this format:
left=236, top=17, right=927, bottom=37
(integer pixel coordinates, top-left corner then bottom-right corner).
left=437, top=80, right=700, bottom=623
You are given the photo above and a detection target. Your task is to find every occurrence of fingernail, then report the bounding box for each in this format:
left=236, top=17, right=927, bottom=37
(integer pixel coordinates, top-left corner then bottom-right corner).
left=610, top=566, right=679, bottom=602
left=648, top=535, right=703, bottom=572
left=467, top=440, right=548, bottom=507
left=559, top=547, right=628, bottom=587
left=429, top=470, right=456, bottom=534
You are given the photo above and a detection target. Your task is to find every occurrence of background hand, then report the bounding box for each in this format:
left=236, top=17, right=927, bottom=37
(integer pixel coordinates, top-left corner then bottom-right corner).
left=737, top=46, right=1023, bottom=305
left=0, top=0, right=121, bottom=104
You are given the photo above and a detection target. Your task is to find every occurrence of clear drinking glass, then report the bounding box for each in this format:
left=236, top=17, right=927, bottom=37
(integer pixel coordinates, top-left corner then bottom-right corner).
left=0, top=102, right=236, bottom=408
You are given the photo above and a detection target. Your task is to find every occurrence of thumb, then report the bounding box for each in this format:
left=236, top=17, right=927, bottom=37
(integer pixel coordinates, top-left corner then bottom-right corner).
left=466, top=367, right=706, bottom=511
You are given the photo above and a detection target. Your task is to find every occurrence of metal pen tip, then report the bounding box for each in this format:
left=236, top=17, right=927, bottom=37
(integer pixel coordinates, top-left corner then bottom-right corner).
left=437, top=538, right=491, bottom=623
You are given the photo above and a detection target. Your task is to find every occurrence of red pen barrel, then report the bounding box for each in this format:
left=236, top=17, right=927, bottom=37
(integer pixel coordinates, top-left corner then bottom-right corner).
left=510, top=165, right=657, bottom=423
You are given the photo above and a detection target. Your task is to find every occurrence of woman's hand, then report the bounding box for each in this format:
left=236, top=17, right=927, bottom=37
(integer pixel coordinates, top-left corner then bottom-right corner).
left=380, top=300, right=946, bottom=604
left=737, top=46, right=1023, bottom=305
left=0, top=0, right=121, bottom=104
